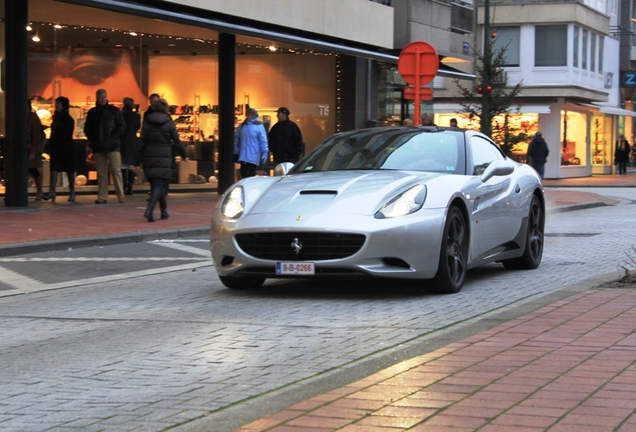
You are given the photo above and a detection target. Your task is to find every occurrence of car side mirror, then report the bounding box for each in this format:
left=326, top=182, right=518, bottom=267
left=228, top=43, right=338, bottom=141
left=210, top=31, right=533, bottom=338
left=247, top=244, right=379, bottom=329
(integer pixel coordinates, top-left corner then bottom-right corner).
left=480, top=159, right=515, bottom=182
left=274, top=162, right=295, bottom=176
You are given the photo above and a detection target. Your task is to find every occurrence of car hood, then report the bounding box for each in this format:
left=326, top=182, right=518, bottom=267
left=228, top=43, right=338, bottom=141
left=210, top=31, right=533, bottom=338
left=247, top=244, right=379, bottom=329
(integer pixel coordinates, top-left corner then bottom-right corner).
left=247, top=170, right=440, bottom=216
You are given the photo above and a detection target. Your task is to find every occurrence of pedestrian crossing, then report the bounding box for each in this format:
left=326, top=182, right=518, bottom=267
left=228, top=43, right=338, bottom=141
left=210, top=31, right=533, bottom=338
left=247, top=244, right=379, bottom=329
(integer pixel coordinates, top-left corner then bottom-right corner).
left=0, top=239, right=211, bottom=297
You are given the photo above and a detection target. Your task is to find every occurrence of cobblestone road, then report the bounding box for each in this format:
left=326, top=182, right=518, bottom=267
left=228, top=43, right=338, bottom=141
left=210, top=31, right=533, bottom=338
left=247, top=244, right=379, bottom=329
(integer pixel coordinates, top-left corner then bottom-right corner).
left=0, top=189, right=634, bottom=432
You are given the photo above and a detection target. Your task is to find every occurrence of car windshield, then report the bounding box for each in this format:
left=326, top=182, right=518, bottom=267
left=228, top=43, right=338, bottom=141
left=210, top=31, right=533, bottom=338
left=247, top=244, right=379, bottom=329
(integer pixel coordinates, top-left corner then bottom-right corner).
left=291, top=128, right=465, bottom=174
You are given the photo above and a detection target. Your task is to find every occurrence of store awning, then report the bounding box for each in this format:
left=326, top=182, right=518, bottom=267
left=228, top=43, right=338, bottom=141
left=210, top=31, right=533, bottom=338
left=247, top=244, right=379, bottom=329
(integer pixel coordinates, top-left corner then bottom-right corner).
left=577, top=103, right=636, bottom=117
left=63, top=0, right=476, bottom=80
left=595, top=104, right=636, bottom=117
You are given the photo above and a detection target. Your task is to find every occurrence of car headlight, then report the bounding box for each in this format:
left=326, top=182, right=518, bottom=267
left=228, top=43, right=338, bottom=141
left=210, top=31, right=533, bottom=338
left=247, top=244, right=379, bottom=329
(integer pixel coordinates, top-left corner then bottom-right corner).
left=221, top=186, right=245, bottom=218
left=375, top=184, right=427, bottom=219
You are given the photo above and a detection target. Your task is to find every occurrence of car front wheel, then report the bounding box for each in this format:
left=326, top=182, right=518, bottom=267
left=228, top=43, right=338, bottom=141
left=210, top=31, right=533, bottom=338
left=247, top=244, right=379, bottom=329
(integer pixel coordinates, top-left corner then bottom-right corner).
left=219, top=276, right=265, bottom=290
left=430, top=206, right=467, bottom=294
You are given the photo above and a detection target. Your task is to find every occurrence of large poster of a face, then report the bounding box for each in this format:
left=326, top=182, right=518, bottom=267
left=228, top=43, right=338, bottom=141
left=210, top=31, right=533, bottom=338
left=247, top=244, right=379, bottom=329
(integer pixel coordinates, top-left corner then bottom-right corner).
left=28, top=47, right=148, bottom=107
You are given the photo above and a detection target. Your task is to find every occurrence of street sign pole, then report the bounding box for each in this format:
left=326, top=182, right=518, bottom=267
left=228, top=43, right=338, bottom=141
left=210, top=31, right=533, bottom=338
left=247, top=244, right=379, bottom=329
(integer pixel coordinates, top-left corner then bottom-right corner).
left=397, top=41, right=439, bottom=126
left=415, top=46, right=421, bottom=126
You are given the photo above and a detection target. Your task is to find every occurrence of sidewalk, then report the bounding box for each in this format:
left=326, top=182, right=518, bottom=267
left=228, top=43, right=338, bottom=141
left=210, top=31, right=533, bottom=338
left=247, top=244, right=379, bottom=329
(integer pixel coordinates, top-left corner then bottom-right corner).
left=0, top=185, right=220, bottom=256
left=232, top=287, right=636, bottom=432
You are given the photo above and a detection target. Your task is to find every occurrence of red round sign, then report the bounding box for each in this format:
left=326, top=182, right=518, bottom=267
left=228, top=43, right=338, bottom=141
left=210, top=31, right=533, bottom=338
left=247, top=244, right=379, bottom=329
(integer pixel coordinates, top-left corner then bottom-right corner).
left=397, top=41, right=439, bottom=86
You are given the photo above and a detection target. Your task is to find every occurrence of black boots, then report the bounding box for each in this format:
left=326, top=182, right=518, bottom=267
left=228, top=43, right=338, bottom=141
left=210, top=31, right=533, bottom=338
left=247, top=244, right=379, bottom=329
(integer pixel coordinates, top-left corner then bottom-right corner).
left=68, top=172, right=76, bottom=202
left=34, top=175, right=43, bottom=201
left=123, top=169, right=135, bottom=195
left=42, top=170, right=57, bottom=202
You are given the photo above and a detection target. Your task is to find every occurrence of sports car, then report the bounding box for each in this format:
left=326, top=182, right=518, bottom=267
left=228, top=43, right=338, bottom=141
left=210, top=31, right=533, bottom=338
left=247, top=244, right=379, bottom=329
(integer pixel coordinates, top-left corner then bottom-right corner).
left=210, top=126, right=545, bottom=294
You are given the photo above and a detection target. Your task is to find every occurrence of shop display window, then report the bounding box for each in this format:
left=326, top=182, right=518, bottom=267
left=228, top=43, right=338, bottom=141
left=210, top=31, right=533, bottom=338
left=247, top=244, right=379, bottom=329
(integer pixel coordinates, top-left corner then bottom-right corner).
left=591, top=114, right=612, bottom=165
left=20, top=15, right=337, bottom=184
left=560, top=110, right=587, bottom=166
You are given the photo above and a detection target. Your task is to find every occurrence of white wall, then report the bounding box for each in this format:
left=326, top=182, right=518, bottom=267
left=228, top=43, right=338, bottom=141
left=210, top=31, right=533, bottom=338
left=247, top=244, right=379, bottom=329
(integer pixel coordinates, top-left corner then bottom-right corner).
left=166, top=0, right=394, bottom=49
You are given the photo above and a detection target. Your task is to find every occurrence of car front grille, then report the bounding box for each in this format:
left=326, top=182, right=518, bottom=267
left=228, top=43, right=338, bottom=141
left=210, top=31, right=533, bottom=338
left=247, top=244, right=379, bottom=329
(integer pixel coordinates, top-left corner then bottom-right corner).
left=235, top=232, right=366, bottom=261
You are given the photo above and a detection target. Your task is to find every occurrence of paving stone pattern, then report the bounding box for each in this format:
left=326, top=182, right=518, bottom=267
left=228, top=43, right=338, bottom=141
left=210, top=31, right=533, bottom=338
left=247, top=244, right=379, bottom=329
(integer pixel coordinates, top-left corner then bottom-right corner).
left=0, top=200, right=635, bottom=431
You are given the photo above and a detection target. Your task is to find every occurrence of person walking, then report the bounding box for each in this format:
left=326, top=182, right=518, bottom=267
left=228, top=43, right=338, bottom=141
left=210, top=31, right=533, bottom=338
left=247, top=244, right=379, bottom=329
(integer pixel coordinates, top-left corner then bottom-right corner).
left=43, top=96, right=76, bottom=202
left=615, top=135, right=630, bottom=175
left=268, top=107, right=303, bottom=166
left=140, top=98, right=186, bottom=222
left=121, top=97, right=141, bottom=195
left=83, top=88, right=127, bottom=204
left=27, top=100, right=44, bottom=201
left=234, top=107, right=268, bottom=179
left=526, top=131, right=550, bottom=180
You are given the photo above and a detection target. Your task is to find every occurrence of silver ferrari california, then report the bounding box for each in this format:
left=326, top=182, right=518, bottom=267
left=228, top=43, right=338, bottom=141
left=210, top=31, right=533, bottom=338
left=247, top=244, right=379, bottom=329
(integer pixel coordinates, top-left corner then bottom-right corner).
left=210, top=126, right=545, bottom=294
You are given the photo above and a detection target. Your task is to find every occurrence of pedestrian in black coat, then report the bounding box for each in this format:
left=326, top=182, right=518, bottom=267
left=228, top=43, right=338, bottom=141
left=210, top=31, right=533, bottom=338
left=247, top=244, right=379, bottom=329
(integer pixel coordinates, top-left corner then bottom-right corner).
left=268, top=107, right=303, bottom=166
left=43, top=96, right=76, bottom=202
left=526, top=131, right=550, bottom=180
left=140, top=98, right=186, bottom=222
left=615, top=135, right=630, bottom=175
left=121, top=97, right=141, bottom=195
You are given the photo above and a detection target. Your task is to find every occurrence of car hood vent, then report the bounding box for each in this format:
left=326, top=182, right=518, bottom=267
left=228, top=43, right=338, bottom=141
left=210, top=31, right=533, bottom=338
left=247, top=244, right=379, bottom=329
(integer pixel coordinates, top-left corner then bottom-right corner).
left=299, top=190, right=338, bottom=195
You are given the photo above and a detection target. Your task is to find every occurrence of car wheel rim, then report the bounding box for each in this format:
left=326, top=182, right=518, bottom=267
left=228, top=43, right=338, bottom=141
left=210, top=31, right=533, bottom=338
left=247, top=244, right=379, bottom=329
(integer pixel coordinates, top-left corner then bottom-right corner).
left=446, top=213, right=466, bottom=284
left=528, top=200, right=543, bottom=260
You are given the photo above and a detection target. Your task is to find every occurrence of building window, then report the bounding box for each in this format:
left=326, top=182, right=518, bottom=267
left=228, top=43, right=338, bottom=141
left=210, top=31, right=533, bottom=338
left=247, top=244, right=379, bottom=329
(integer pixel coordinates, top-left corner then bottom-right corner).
left=591, top=33, right=597, bottom=72
left=561, top=111, right=587, bottom=166
left=573, top=26, right=579, bottom=69
left=535, top=25, right=567, bottom=67
left=582, top=29, right=588, bottom=70
left=492, top=27, right=520, bottom=67
left=598, top=35, right=604, bottom=74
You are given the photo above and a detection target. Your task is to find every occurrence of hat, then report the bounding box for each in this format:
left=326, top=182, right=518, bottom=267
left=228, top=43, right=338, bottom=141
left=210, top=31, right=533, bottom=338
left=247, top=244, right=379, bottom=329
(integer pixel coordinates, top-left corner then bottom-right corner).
left=276, top=107, right=290, bottom=115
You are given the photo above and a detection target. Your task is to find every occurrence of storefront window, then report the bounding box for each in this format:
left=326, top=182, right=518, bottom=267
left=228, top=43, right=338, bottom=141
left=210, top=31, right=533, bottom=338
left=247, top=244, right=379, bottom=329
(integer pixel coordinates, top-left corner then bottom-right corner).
left=377, top=65, right=407, bottom=125
left=591, top=114, right=611, bottom=165
left=560, top=110, right=587, bottom=166
left=22, top=10, right=337, bottom=184
left=377, top=64, right=436, bottom=126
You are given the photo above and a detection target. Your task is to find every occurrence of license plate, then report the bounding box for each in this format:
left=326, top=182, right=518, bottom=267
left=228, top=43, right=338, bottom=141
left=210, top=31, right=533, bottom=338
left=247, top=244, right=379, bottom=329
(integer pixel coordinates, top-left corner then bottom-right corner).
left=276, top=262, right=315, bottom=276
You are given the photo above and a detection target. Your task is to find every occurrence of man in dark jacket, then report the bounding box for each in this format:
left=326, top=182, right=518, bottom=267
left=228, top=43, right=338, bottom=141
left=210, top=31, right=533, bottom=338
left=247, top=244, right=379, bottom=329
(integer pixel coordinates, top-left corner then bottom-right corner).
left=84, top=88, right=127, bottom=203
left=268, top=107, right=304, bottom=166
left=615, top=135, right=630, bottom=175
left=526, top=131, right=550, bottom=180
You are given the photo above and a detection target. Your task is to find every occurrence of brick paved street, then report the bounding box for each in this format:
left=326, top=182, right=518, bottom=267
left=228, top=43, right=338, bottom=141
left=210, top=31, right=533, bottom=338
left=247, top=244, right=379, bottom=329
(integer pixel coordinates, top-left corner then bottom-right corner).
left=0, top=188, right=635, bottom=431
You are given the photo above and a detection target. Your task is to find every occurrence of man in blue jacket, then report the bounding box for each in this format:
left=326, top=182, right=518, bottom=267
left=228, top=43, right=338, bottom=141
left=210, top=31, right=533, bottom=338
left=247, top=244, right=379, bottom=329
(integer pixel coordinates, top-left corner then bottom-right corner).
left=234, top=107, right=268, bottom=178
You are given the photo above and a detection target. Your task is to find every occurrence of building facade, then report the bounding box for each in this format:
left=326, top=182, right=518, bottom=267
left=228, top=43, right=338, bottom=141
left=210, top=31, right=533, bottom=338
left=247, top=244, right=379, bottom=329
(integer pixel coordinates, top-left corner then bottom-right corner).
left=1, top=0, right=480, bottom=204
left=434, top=0, right=633, bottom=179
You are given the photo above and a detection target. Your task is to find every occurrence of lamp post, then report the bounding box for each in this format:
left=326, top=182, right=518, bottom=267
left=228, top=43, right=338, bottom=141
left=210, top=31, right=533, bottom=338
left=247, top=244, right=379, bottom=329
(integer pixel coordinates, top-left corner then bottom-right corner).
left=481, top=0, right=492, bottom=137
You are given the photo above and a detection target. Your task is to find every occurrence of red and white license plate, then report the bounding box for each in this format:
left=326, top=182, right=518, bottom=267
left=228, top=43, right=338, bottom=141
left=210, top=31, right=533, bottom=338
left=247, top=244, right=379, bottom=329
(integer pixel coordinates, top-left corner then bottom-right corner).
left=276, top=262, right=315, bottom=276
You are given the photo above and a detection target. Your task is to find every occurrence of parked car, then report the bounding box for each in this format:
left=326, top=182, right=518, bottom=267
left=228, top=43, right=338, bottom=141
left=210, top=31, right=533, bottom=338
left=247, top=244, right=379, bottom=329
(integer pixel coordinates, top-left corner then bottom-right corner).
left=211, top=126, right=545, bottom=294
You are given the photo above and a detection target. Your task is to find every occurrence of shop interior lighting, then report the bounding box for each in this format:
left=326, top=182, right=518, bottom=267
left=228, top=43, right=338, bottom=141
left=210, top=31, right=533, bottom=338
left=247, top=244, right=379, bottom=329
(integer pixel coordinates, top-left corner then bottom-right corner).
left=26, top=23, right=32, bottom=31
left=29, top=21, right=334, bottom=56
left=32, top=32, right=40, bottom=43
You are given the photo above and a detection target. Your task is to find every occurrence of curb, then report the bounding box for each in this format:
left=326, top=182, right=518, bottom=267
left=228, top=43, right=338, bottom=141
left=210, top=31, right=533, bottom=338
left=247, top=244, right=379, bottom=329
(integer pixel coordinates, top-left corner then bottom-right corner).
left=547, top=201, right=613, bottom=213
left=0, top=226, right=210, bottom=257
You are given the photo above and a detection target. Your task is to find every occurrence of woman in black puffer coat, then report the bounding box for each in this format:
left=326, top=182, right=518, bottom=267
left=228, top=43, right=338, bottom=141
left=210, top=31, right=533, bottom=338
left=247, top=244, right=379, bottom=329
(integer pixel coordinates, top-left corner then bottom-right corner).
left=140, top=98, right=186, bottom=222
